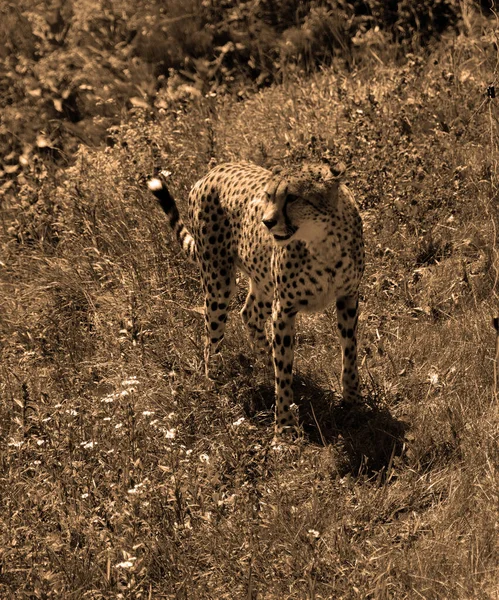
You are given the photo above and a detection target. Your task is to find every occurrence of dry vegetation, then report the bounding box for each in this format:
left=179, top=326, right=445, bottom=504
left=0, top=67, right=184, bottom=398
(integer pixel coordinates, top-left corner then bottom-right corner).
left=1, top=2, right=499, bottom=599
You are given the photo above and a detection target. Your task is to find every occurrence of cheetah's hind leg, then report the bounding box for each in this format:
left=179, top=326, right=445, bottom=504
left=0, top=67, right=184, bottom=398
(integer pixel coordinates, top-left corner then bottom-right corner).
left=201, top=265, right=237, bottom=382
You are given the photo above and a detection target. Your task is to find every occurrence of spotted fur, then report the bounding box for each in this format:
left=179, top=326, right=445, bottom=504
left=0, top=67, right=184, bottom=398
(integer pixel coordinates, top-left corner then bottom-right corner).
left=148, top=162, right=365, bottom=435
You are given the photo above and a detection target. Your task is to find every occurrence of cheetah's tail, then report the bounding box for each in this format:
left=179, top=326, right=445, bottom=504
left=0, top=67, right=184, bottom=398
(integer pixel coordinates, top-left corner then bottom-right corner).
left=148, top=176, right=197, bottom=261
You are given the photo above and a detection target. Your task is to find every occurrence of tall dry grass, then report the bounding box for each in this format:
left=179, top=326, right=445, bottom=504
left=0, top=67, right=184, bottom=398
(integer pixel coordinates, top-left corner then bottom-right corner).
left=1, top=13, right=499, bottom=599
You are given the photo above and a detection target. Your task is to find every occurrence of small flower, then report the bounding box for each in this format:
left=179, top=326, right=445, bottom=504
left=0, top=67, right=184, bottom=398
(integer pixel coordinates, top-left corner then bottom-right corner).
left=142, top=410, right=154, bottom=417
left=7, top=440, right=23, bottom=448
left=128, top=484, right=142, bottom=495
left=232, top=417, right=245, bottom=427
left=428, top=371, right=439, bottom=385
left=199, top=453, right=210, bottom=463
left=115, top=559, right=136, bottom=569
left=165, top=428, right=176, bottom=439
left=308, top=529, right=320, bottom=540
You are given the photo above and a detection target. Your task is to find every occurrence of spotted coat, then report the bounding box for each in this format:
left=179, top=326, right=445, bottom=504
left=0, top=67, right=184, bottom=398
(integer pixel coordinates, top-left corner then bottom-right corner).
left=148, top=161, right=365, bottom=434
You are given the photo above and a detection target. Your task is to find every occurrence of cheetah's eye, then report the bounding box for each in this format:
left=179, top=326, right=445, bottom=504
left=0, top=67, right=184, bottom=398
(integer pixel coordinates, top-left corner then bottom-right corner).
left=286, top=194, right=300, bottom=204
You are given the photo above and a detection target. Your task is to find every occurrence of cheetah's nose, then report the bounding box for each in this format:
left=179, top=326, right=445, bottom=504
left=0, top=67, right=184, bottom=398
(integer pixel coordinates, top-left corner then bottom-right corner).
left=262, top=218, right=278, bottom=230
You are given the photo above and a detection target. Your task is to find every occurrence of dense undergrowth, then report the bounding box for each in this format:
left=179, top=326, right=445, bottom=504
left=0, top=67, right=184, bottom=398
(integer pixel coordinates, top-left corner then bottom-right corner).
left=1, top=2, right=499, bottom=599
left=0, top=0, right=470, bottom=188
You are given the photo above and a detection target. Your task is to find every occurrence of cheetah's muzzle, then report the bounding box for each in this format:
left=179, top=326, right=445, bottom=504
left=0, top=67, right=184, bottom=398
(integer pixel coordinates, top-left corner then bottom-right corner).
left=272, top=231, right=296, bottom=242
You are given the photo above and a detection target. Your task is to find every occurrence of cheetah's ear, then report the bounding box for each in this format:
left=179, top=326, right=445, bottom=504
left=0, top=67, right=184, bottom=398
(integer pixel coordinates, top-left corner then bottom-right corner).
left=320, top=162, right=345, bottom=207
left=326, top=161, right=347, bottom=179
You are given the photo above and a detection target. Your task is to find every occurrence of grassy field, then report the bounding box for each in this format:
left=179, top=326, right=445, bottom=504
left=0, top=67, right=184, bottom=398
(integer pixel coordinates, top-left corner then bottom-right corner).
left=2, top=13, right=499, bottom=600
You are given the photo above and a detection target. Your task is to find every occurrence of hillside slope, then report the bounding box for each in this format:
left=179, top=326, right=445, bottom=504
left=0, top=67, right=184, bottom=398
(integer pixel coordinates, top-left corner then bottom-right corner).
left=1, top=21, right=499, bottom=600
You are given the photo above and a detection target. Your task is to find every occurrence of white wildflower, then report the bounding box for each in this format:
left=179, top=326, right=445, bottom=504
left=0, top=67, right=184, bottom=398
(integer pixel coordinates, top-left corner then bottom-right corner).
left=7, top=440, right=23, bottom=448
left=128, top=483, right=144, bottom=495
left=115, top=559, right=136, bottom=569
left=428, top=371, right=439, bottom=385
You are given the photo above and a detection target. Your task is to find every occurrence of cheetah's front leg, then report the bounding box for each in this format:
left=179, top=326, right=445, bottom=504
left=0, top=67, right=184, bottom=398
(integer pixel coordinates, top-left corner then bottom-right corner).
left=241, top=281, right=272, bottom=354
left=336, top=293, right=362, bottom=405
left=272, top=304, right=298, bottom=434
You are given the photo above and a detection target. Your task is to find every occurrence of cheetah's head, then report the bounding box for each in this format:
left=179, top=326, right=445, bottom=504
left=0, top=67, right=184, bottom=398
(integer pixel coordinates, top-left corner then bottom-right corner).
left=261, top=162, right=344, bottom=245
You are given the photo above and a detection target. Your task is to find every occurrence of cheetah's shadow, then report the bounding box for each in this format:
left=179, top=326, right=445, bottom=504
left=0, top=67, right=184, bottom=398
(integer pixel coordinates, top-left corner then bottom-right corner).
left=241, top=371, right=408, bottom=477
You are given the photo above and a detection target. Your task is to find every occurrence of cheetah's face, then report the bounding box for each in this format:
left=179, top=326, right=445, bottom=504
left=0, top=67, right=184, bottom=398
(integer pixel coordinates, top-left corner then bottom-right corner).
left=261, top=163, right=341, bottom=245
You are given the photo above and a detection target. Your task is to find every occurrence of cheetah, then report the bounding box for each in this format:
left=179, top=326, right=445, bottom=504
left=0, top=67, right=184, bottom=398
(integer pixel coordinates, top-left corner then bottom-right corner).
left=148, top=161, right=365, bottom=435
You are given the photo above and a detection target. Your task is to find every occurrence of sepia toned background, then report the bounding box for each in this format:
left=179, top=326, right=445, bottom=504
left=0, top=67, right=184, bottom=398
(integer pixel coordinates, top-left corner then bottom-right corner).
left=1, top=1, right=498, bottom=598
